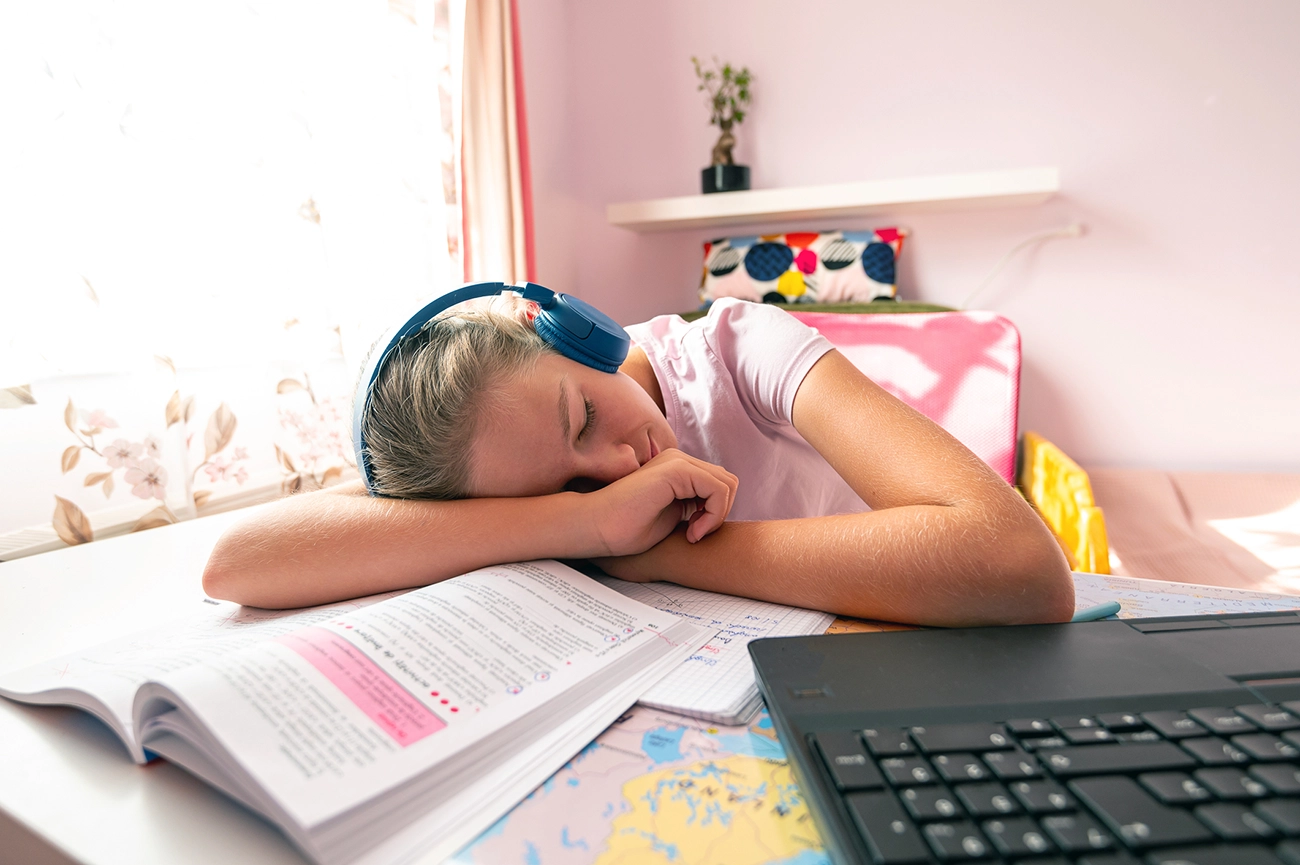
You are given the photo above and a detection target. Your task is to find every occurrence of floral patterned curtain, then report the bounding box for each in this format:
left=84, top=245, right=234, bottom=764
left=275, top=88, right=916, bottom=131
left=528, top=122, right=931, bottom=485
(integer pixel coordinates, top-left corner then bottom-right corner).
left=0, top=0, right=464, bottom=557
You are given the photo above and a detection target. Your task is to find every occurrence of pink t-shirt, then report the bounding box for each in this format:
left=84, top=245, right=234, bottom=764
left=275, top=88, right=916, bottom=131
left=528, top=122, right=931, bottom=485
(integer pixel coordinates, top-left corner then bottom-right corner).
left=626, top=298, right=870, bottom=522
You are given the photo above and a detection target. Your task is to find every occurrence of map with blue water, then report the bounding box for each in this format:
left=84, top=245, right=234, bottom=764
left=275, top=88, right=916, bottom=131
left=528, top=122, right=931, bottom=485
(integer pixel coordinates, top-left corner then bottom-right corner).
left=447, top=706, right=828, bottom=865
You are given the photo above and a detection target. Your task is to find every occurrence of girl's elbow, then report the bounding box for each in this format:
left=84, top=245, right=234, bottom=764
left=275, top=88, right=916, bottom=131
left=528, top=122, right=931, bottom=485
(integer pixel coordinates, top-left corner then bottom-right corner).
left=1009, top=524, right=1075, bottom=624
left=1028, top=562, right=1077, bottom=624
left=202, top=531, right=261, bottom=605
left=201, top=549, right=240, bottom=603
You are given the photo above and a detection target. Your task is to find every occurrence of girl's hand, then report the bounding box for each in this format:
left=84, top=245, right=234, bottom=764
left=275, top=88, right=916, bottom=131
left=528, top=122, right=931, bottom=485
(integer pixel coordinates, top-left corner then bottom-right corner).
left=584, top=448, right=737, bottom=556
left=590, top=524, right=691, bottom=582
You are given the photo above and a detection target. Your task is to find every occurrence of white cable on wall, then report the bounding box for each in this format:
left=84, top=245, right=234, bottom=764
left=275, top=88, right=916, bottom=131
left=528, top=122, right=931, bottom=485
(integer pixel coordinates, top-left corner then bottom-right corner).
left=960, top=222, right=1085, bottom=310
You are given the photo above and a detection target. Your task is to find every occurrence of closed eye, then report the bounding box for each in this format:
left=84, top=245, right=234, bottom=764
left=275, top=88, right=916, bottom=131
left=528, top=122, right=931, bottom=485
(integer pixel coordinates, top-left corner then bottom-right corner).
left=576, top=398, right=596, bottom=442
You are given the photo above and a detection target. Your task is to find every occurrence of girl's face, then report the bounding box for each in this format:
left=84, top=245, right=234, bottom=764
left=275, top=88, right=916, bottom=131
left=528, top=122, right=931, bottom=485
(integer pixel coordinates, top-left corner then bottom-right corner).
left=467, top=350, right=678, bottom=497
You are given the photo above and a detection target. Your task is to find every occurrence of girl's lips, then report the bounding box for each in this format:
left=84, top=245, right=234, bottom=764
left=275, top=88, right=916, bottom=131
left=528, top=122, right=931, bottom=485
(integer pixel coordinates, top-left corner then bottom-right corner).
left=648, top=435, right=659, bottom=462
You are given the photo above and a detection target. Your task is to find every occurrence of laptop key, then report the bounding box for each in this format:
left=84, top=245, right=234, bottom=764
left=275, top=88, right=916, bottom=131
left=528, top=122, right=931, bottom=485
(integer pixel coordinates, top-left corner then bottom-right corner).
left=1234, top=733, right=1300, bottom=762
left=981, top=816, right=1055, bottom=856
left=862, top=728, right=915, bottom=757
left=1281, top=839, right=1300, bottom=865
left=813, top=731, right=886, bottom=791
left=1251, top=764, right=1300, bottom=795
left=1022, top=735, right=1069, bottom=751
left=1069, top=775, right=1214, bottom=849
left=1142, top=710, right=1208, bottom=739
left=1195, top=767, right=1271, bottom=799
left=909, top=722, right=1012, bottom=753
left=1062, top=727, right=1115, bottom=745
left=1256, top=799, right=1300, bottom=836
left=879, top=756, right=935, bottom=786
left=1236, top=704, right=1300, bottom=732
left=1286, top=730, right=1300, bottom=750
left=1038, top=742, right=1196, bottom=777
left=1147, top=845, right=1287, bottom=865
left=1116, top=730, right=1163, bottom=743
left=1040, top=812, right=1116, bottom=853
left=899, top=785, right=963, bottom=821
left=1006, top=718, right=1054, bottom=736
left=1053, top=714, right=1099, bottom=730
left=1076, top=854, right=1141, bottom=865
left=1189, top=706, right=1259, bottom=734
left=844, top=791, right=930, bottom=864
left=1138, top=771, right=1213, bottom=804
left=921, top=820, right=990, bottom=860
left=931, top=753, right=989, bottom=783
left=954, top=781, right=1020, bottom=817
left=1194, top=802, right=1278, bottom=840
left=1182, top=737, right=1253, bottom=765
left=1010, top=779, right=1076, bottom=814
left=1097, top=712, right=1146, bottom=732
left=983, top=748, right=1042, bottom=779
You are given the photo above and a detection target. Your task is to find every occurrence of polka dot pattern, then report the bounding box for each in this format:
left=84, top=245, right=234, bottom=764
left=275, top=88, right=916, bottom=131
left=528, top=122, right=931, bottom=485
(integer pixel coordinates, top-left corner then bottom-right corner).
left=700, top=228, right=906, bottom=306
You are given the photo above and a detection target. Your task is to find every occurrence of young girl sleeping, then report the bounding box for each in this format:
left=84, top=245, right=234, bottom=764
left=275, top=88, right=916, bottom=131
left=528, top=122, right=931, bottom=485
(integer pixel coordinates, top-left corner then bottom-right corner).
left=203, top=286, right=1074, bottom=626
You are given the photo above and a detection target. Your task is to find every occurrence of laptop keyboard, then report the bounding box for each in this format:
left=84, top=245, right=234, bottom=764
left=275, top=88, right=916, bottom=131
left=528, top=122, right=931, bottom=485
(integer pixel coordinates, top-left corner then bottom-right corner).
left=811, top=701, right=1300, bottom=864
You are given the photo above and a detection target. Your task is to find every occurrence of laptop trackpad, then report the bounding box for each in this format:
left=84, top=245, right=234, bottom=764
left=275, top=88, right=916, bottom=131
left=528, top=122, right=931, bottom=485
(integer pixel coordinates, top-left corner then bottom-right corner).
left=1147, top=622, right=1300, bottom=680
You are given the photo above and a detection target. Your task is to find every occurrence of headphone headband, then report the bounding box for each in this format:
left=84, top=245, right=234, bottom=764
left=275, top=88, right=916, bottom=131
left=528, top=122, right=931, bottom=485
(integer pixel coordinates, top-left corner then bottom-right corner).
left=351, top=281, right=629, bottom=495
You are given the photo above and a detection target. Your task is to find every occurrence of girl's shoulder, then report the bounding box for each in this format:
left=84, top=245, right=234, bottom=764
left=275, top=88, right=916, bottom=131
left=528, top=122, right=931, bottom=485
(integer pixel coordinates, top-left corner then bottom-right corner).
left=628, top=299, right=834, bottom=425
left=628, top=297, right=816, bottom=353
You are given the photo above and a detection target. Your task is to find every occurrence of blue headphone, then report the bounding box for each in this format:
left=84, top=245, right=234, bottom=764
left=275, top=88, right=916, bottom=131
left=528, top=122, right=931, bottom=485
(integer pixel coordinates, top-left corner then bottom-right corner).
left=352, top=281, right=630, bottom=495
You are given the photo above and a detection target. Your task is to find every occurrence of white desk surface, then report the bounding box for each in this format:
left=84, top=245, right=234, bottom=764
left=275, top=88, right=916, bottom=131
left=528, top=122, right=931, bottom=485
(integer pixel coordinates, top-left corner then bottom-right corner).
left=0, top=509, right=309, bottom=865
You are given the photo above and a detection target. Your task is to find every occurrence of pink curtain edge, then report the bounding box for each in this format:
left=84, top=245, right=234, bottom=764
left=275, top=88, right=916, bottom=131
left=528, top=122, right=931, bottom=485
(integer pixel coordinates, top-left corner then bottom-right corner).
left=508, top=0, right=536, bottom=282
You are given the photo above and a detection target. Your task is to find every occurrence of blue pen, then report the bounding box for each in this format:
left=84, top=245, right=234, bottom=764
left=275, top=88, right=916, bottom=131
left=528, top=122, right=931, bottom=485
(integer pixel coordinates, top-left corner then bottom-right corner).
left=1071, top=600, right=1122, bottom=622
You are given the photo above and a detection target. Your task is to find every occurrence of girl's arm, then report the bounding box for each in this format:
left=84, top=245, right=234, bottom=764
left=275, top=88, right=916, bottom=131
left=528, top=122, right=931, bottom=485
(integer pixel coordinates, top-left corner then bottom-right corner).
left=593, top=349, right=1075, bottom=627
left=202, top=449, right=737, bottom=608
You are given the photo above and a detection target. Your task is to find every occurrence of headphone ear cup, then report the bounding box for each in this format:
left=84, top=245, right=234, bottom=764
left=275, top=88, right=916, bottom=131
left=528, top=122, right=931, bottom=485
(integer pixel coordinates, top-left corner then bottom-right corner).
left=534, top=312, right=622, bottom=373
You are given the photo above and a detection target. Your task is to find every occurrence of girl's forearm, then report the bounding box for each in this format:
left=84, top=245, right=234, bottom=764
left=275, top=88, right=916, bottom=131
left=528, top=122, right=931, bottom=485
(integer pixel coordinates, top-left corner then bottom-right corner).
left=597, top=503, right=1074, bottom=627
left=202, top=483, right=604, bottom=609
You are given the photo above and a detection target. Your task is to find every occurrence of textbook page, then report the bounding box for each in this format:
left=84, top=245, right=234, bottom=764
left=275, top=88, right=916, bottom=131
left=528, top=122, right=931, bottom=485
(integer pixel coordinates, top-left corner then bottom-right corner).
left=594, top=577, right=833, bottom=723
left=0, top=592, right=403, bottom=760
left=347, top=609, right=707, bottom=865
left=142, top=561, right=710, bottom=831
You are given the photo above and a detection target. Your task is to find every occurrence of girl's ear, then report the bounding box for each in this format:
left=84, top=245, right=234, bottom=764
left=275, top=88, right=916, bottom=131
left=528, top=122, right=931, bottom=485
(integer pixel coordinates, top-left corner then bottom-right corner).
left=478, top=293, right=538, bottom=328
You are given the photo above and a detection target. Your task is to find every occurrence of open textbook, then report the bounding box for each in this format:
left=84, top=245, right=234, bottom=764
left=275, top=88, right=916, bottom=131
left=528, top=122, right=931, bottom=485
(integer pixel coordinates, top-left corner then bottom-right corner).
left=0, top=560, right=711, bottom=865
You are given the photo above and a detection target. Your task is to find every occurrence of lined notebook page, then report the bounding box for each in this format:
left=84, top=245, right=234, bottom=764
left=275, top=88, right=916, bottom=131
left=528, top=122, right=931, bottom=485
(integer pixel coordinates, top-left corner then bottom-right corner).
left=595, top=578, right=833, bottom=724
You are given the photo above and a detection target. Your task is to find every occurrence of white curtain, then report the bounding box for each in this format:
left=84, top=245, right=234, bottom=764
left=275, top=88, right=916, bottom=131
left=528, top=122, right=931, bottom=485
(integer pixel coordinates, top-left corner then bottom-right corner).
left=0, top=0, right=464, bottom=554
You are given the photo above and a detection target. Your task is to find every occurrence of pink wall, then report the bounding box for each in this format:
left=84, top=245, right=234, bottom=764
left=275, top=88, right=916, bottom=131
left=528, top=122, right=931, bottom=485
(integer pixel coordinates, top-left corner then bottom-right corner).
left=518, top=0, right=1300, bottom=472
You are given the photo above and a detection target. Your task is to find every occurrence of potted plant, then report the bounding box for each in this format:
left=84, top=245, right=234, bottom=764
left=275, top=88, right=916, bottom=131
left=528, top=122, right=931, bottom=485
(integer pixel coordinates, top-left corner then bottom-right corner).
left=692, top=56, right=752, bottom=194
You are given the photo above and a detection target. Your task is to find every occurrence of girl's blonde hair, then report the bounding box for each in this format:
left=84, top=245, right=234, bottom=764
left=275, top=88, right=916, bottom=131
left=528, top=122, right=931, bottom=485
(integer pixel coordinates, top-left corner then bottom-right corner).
left=359, top=308, right=555, bottom=499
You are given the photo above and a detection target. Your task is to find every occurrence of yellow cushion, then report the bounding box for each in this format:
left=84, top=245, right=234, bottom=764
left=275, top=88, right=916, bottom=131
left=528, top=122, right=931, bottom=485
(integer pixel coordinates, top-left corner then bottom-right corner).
left=1020, top=431, right=1110, bottom=574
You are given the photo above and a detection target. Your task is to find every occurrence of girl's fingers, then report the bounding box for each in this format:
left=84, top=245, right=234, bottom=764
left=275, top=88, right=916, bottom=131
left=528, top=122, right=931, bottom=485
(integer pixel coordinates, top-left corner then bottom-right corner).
left=651, top=449, right=740, bottom=522
left=669, top=467, right=731, bottom=540
left=592, top=450, right=739, bottom=555
left=686, top=506, right=717, bottom=543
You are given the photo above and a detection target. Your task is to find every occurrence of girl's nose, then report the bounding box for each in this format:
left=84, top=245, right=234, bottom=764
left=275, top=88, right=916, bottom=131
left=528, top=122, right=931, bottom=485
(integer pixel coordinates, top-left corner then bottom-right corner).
left=598, top=442, right=640, bottom=482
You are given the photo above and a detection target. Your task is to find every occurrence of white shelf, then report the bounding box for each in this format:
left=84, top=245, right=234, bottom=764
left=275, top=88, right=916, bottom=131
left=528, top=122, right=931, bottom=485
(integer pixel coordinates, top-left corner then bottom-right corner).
left=607, top=167, right=1059, bottom=233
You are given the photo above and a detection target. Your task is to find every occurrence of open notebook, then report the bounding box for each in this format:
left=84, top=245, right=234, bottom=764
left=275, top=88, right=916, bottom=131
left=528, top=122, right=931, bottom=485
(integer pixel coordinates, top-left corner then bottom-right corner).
left=595, top=577, right=833, bottom=724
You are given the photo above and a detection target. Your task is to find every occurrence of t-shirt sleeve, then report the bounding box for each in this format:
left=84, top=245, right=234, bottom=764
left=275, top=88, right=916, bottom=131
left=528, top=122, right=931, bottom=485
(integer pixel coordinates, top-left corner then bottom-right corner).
left=697, top=298, right=836, bottom=426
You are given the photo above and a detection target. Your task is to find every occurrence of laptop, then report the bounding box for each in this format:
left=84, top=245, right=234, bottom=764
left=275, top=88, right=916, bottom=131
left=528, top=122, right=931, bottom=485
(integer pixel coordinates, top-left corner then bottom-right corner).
left=749, top=611, right=1300, bottom=865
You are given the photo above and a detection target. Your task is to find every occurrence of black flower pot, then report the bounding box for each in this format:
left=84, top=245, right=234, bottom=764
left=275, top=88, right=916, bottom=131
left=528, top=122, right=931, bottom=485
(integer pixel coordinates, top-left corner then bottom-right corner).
left=701, top=164, right=750, bottom=194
